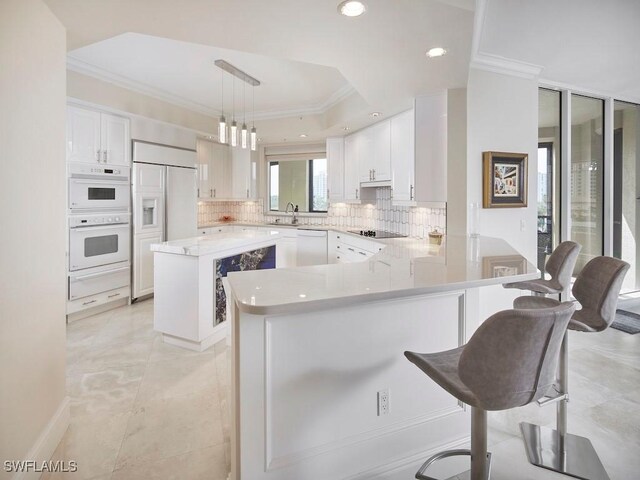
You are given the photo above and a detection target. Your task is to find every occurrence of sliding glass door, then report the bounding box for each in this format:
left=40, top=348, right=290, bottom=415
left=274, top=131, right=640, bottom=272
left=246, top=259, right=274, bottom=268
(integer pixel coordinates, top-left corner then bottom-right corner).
left=537, top=89, right=562, bottom=272
left=570, top=95, right=604, bottom=274
left=613, top=101, right=640, bottom=293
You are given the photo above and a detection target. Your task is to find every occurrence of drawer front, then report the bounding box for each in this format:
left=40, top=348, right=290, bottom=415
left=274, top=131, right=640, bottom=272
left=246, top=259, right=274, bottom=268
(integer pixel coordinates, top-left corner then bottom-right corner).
left=67, top=286, right=130, bottom=315
left=69, top=266, right=130, bottom=300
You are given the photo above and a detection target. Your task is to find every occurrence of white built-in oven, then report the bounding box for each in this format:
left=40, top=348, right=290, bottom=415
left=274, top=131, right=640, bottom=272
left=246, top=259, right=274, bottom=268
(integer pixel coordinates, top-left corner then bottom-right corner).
left=68, top=163, right=130, bottom=211
left=69, top=213, right=131, bottom=271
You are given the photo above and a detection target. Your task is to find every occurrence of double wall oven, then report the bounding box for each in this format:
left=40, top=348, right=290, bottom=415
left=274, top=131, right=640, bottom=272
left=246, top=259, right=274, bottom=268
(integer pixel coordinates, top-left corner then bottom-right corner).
left=68, top=163, right=131, bottom=311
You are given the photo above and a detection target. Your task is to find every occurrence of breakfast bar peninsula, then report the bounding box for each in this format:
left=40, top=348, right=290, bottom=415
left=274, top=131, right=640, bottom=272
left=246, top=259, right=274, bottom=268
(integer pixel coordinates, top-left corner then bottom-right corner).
left=224, top=233, right=537, bottom=480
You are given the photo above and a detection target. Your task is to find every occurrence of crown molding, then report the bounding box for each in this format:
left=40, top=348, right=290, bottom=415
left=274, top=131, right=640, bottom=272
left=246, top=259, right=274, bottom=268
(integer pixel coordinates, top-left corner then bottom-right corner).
left=67, top=56, right=357, bottom=121
left=539, top=78, right=640, bottom=105
left=470, top=52, right=543, bottom=79
left=470, top=0, right=542, bottom=80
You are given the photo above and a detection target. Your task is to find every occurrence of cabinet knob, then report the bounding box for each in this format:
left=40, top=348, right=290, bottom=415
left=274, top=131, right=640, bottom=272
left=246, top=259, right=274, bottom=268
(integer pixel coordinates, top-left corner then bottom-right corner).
left=96, top=149, right=101, bottom=162
left=213, top=188, right=216, bottom=197
left=373, top=169, right=376, bottom=180
left=410, top=185, right=414, bottom=200
left=356, top=188, right=359, bottom=199
left=102, top=150, right=107, bottom=162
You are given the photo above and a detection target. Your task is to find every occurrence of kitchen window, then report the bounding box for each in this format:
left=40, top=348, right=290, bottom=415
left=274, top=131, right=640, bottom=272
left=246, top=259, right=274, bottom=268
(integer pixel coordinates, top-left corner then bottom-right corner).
left=267, top=156, right=328, bottom=213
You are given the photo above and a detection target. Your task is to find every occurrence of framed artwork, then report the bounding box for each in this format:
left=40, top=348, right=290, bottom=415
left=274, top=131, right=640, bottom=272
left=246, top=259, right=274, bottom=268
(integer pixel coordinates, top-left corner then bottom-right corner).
left=482, top=255, right=527, bottom=279
left=483, top=151, right=528, bottom=208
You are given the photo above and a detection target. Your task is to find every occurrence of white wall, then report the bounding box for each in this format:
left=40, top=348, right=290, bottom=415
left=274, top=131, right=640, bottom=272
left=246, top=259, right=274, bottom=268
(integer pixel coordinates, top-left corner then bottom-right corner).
left=0, top=0, right=68, bottom=477
left=466, top=68, right=538, bottom=318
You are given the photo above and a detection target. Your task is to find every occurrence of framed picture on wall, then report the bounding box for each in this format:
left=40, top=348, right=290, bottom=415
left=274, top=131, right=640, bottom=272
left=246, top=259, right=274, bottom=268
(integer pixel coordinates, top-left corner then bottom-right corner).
left=482, top=151, right=528, bottom=208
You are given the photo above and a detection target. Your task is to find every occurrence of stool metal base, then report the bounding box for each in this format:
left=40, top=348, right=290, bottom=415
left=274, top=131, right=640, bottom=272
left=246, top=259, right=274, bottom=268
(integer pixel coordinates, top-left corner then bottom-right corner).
left=415, top=449, right=492, bottom=480
left=520, top=422, right=610, bottom=480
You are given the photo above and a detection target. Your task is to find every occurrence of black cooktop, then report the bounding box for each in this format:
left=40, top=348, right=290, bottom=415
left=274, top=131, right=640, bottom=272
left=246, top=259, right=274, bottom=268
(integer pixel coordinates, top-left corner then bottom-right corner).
left=348, top=230, right=407, bottom=239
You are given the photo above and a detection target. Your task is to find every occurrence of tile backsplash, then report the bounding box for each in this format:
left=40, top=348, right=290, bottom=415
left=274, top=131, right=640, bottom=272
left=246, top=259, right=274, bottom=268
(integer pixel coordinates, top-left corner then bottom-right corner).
left=198, top=187, right=446, bottom=238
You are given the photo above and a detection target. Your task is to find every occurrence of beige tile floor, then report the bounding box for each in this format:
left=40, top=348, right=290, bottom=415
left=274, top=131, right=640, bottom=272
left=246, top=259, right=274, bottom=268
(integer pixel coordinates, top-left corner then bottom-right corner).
left=45, top=298, right=639, bottom=479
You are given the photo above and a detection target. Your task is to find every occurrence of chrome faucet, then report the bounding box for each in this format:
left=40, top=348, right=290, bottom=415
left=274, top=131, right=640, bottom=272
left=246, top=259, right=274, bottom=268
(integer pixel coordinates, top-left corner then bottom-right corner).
left=285, top=202, right=298, bottom=225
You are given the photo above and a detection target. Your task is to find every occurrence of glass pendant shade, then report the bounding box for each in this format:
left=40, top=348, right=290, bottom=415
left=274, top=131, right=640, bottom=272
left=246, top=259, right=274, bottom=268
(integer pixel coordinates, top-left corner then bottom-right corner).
left=250, top=127, right=257, bottom=151
left=218, top=115, right=226, bottom=144
left=241, top=124, right=248, bottom=149
left=230, top=121, right=238, bottom=147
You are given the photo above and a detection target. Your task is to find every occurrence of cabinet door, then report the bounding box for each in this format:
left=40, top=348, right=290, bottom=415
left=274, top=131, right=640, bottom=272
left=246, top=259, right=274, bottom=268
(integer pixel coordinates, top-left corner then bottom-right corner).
left=101, top=113, right=130, bottom=165
left=344, top=135, right=361, bottom=202
left=391, top=109, right=415, bottom=204
left=415, top=93, right=447, bottom=203
left=196, top=139, right=213, bottom=198
left=133, top=231, right=163, bottom=299
left=326, top=137, right=344, bottom=202
left=358, top=128, right=374, bottom=183
left=231, top=148, right=254, bottom=199
left=66, top=106, right=101, bottom=164
left=372, top=120, right=391, bottom=181
left=210, top=142, right=226, bottom=199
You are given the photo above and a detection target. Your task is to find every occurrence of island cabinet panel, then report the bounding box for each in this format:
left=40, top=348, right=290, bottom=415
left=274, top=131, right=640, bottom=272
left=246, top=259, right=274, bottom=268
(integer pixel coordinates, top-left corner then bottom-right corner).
left=231, top=291, right=471, bottom=480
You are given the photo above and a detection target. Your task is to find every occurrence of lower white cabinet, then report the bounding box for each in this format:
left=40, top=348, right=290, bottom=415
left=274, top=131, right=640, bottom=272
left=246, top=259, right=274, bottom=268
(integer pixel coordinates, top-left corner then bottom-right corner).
left=67, top=285, right=130, bottom=315
left=329, top=231, right=383, bottom=264
left=296, top=230, right=328, bottom=266
left=134, top=231, right=162, bottom=298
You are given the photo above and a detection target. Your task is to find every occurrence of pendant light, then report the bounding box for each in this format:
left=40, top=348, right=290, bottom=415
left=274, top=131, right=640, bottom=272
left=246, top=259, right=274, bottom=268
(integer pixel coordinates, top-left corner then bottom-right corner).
left=241, top=82, right=248, bottom=149
left=230, top=76, right=238, bottom=147
left=250, top=85, right=257, bottom=151
left=214, top=60, right=259, bottom=150
left=218, top=69, right=227, bottom=144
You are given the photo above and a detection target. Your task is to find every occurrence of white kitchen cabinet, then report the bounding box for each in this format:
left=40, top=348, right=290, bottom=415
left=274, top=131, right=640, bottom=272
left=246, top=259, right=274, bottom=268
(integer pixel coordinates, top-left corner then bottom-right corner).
left=134, top=231, right=163, bottom=298
left=359, top=121, right=391, bottom=184
left=390, top=109, right=415, bottom=204
left=326, top=137, right=345, bottom=203
left=67, top=105, right=130, bottom=165
left=413, top=93, right=447, bottom=204
left=197, top=139, right=231, bottom=199
left=343, top=135, right=361, bottom=203
left=231, top=148, right=257, bottom=200
left=332, top=232, right=383, bottom=263
left=296, top=229, right=327, bottom=266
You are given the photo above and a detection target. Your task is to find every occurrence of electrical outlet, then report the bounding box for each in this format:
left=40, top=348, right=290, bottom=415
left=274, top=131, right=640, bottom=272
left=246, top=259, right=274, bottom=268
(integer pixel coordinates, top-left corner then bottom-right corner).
left=377, top=389, right=390, bottom=416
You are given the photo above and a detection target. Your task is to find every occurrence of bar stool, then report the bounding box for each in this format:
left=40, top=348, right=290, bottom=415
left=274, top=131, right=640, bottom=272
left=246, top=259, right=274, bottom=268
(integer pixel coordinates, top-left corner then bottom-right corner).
left=513, top=256, right=630, bottom=480
left=405, top=302, right=576, bottom=480
left=503, top=241, right=581, bottom=296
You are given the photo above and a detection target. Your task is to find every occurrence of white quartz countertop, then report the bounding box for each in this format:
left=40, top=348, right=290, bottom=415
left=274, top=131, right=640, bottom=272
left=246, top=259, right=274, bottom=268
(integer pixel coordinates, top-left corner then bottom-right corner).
left=226, top=235, right=538, bottom=315
left=150, top=230, right=280, bottom=257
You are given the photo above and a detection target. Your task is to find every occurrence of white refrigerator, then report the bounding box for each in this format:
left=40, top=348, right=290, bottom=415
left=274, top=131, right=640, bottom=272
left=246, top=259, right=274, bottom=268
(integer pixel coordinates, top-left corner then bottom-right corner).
left=132, top=141, right=198, bottom=300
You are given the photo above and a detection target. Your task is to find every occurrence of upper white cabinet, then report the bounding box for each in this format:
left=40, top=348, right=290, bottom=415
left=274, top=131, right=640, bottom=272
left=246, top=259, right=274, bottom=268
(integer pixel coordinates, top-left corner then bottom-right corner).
left=343, top=134, right=361, bottom=203
left=326, top=137, right=344, bottom=203
left=197, top=139, right=231, bottom=199
left=412, top=93, right=447, bottom=205
left=390, top=109, right=415, bottom=204
left=67, top=105, right=130, bottom=165
left=197, top=138, right=253, bottom=200
left=359, top=121, right=391, bottom=184
left=231, top=147, right=257, bottom=200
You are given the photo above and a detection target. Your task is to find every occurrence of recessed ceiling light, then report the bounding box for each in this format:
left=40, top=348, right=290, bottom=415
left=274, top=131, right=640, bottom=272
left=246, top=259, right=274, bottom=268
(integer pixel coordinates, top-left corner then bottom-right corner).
left=370, top=112, right=381, bottom=118
left=426, top=47, right=447, bottom=58
left=338, top=1, right=366, bottom=17
left=299, top=134, right=308, bottom=138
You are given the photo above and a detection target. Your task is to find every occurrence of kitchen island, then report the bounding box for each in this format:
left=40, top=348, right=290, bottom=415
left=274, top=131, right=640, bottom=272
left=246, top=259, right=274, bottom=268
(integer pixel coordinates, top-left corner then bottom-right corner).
left=224, top=234, right=538, bottom=480
left=151, top=230, right=280, bottom=351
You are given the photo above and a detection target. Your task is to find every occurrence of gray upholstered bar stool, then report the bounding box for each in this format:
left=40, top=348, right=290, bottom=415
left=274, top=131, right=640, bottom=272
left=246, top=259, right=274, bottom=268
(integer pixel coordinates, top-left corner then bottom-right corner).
left=503, top=241, right=581, bottom=297
left=513, top=256, right=630, bottom=480
left=405, top=302, right=576, bottom=480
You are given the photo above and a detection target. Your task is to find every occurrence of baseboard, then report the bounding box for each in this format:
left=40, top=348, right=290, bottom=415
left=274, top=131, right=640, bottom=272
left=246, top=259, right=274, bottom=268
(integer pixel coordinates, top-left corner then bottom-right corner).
left=13, top=397, right=70, bottom=480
